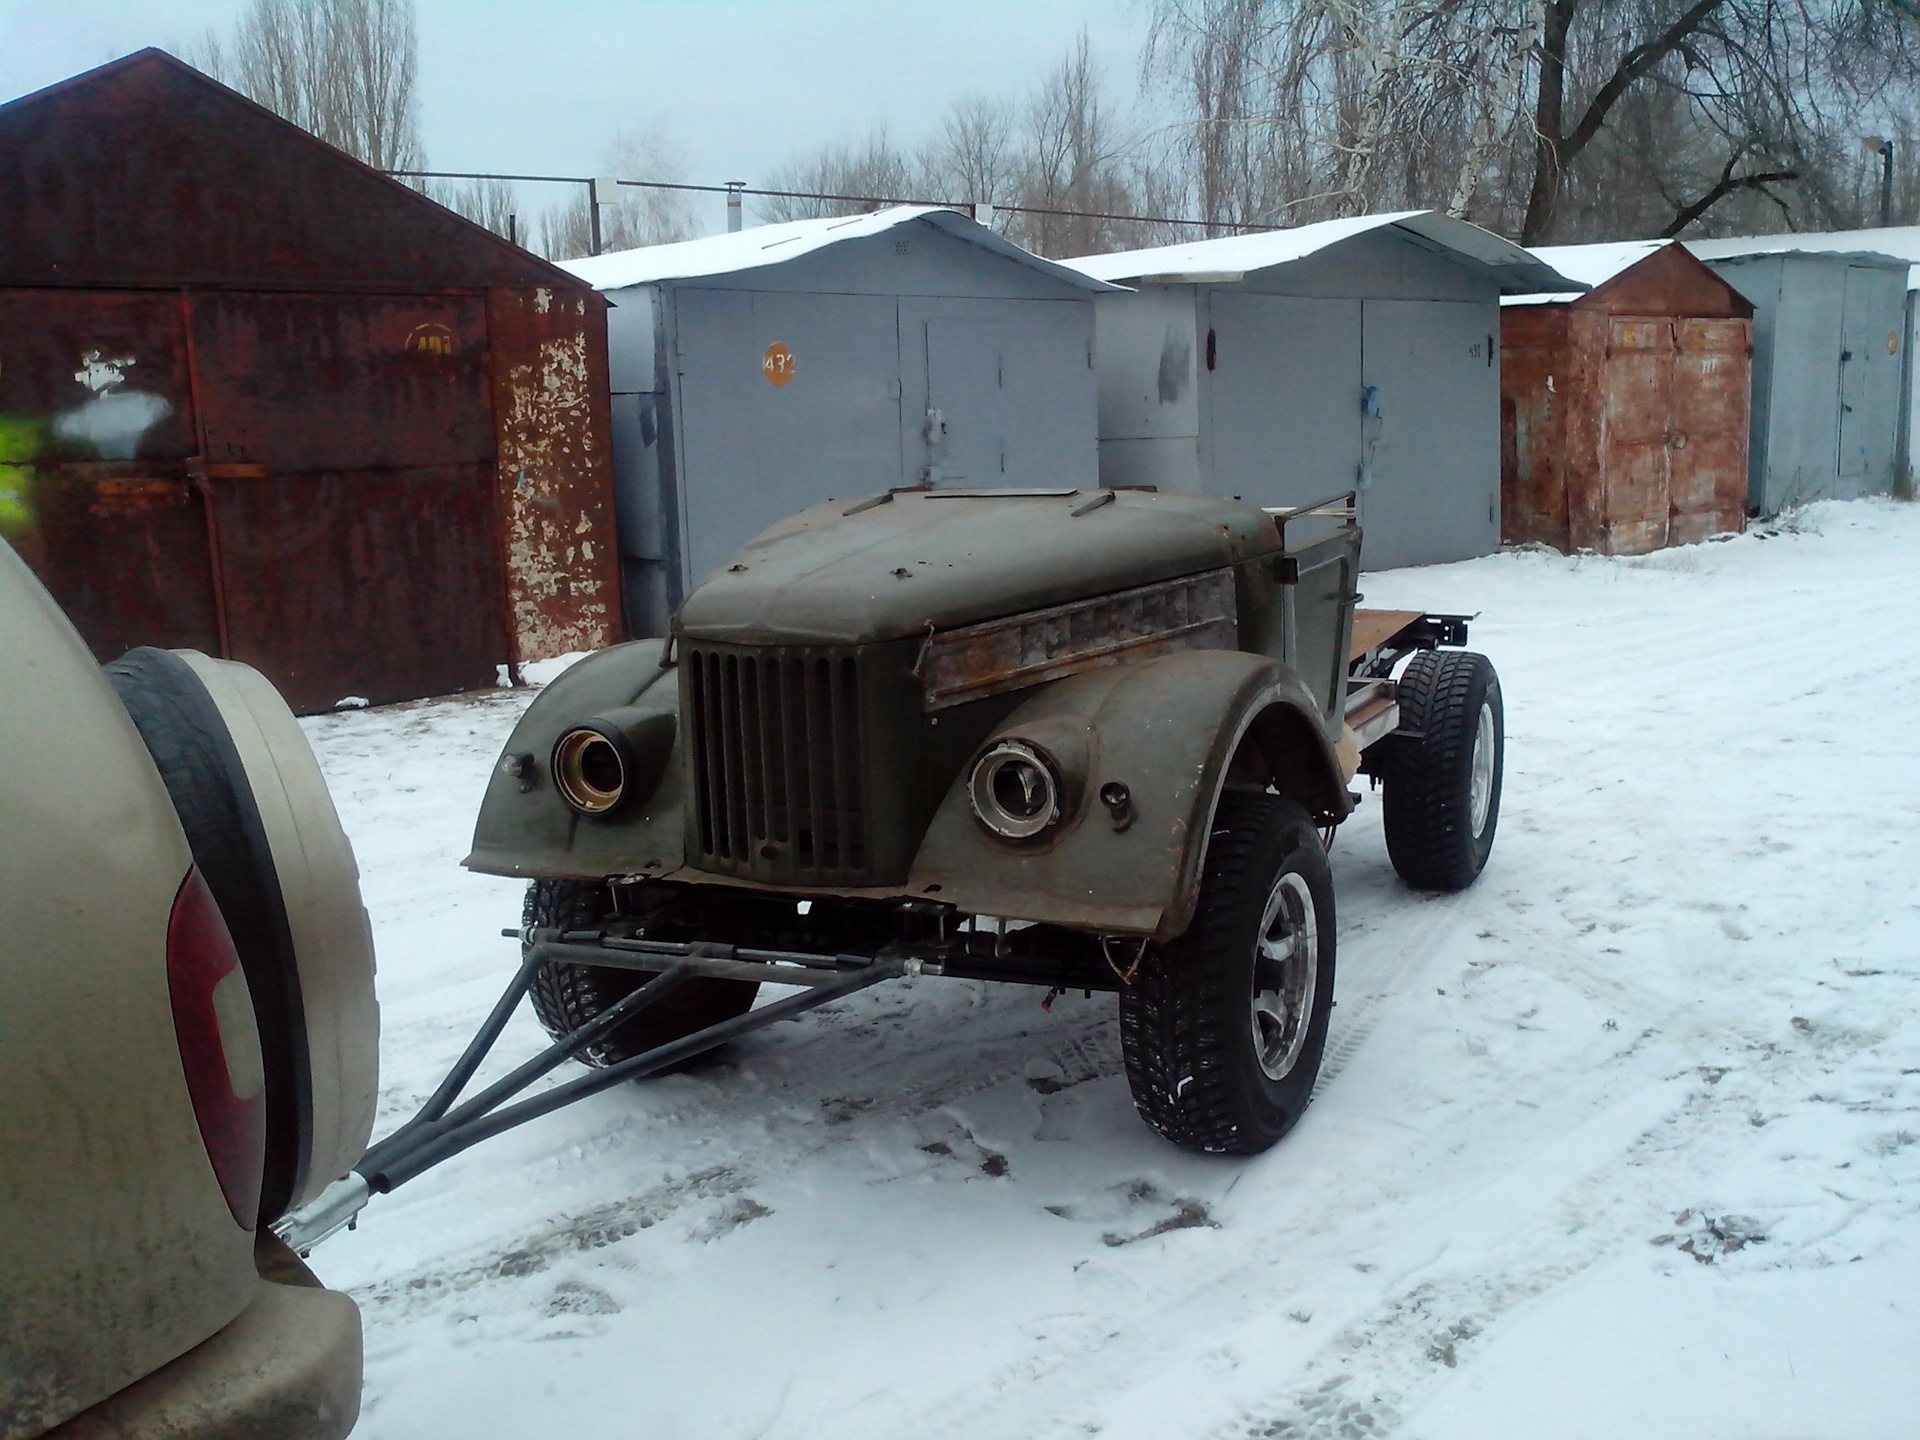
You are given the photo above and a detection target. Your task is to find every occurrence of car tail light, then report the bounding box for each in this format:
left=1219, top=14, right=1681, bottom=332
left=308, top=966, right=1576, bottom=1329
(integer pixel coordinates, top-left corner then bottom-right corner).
left=167, top=867, right=266, bottom=1228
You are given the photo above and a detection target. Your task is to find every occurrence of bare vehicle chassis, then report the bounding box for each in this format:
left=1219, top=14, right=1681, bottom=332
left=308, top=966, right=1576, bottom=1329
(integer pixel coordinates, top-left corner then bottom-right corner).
left=275, top=495, right=1470, bottom=1252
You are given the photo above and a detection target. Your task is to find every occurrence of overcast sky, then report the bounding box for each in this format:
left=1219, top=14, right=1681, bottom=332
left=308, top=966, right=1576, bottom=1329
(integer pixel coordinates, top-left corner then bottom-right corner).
left=1, top=0, right=1156, bottom=235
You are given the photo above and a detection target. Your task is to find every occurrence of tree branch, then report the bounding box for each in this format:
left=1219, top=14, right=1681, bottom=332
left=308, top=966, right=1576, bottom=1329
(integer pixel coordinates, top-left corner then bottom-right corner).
left=1661, top=161, right=1800, bottom=236
left=1562, top=0, right=1728, bottom=159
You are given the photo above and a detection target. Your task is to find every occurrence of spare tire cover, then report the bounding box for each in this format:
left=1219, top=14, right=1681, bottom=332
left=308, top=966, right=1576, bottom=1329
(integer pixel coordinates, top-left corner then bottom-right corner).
left=106, top=648, right=378, bottom=1222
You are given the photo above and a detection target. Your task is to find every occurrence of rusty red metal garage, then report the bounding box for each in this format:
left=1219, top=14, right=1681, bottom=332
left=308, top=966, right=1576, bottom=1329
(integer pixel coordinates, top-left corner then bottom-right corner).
left=0, top=50, right=620, bottom=711
left=1501, top=241, right=1754, bottom=555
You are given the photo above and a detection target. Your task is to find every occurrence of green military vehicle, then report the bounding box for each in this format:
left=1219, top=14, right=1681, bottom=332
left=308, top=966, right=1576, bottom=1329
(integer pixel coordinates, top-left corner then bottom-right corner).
left=466, top=485, right=1503, bottom=1158
left=281, top=486, right=1504, bottom=1247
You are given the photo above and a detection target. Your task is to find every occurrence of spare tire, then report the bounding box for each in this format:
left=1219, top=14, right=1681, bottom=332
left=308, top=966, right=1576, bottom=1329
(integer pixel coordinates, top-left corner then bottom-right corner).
left=105, top=648, right=378, bottom=1226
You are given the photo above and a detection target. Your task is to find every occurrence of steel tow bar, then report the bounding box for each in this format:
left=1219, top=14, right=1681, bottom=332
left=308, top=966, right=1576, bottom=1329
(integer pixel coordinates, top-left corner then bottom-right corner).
left=274, top=929, right=906, bottom=1252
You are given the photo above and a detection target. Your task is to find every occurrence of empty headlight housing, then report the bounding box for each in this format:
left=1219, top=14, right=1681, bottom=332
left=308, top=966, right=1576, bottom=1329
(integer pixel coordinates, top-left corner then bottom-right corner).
left=550, top=707, right=676, bottom=817
left=552, top=724, right=632, bottom=814
left=969, top=739, right=1063, bottom=840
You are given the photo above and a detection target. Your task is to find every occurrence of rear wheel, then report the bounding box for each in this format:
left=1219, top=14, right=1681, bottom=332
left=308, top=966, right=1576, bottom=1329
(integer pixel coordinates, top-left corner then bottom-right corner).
left=1119, top=791, right=1336, bottom=1155
left=524, top=879, right=761, bottom=1069
left=1376, top=650, right=1503, bottom=891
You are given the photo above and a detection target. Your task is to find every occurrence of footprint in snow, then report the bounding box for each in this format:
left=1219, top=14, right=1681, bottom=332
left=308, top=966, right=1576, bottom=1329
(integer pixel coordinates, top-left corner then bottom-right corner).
left=1044, top=1178, right=1218, bottom=1246
left=915, top=1115, right=1011, bottom=1178
left=691, top=1197, right=772, bottom=1242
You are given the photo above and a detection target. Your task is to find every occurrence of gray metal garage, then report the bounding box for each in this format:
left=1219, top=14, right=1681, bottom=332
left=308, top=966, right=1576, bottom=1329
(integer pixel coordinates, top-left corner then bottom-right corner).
left=562, top=207, right=1116, bottom=635
left=1708, top=225, right=1920, bottom=497
left=1065, top=213, right=1578, bottom=571
left=1682, top=238, right=1908, bottom=514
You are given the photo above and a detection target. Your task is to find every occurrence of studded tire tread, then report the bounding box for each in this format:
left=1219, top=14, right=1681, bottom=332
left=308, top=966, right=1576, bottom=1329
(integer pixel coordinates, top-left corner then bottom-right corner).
left=524, top=879, right=760, bottom=1070
left=1376, top=650, right=1503, bottom=893
left=1118, top=791, right=1336, bottom=1156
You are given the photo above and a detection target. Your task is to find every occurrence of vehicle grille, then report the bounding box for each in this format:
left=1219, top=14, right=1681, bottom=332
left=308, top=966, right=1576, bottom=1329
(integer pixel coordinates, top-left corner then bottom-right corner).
left=682, top=643, right=872, bottom=882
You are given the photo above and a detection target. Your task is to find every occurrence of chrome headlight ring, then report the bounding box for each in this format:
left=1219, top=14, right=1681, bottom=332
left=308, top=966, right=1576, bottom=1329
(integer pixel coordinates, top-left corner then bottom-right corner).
left=968, top=739, right=1064, bottom=841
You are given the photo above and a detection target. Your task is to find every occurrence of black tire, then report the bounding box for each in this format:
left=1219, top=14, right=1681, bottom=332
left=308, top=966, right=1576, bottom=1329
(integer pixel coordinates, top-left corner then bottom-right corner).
left=105, top=647, right=311, bottom=1224
left=524, top=879, right=761, bottom=1069
left=1119, top=791, right=1336, bottom=1156
left=1376, top=650, right=1503, bottom=892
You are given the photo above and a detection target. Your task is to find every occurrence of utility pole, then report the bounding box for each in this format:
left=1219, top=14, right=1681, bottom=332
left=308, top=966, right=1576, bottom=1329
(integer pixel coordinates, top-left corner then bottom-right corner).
left=590, top=176, right=617, bottom=254
left=1864, top=137, right=1894, bottom=227
left=1883, top=140, right=1895, bottom=228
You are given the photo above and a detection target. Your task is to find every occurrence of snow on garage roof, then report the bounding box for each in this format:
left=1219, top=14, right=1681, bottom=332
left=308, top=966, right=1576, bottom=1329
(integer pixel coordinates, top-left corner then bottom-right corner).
left=1682, top=226, right=1920, bottom=290
left=1501, top=238, right=1674, bottom=306
left=1062, top=210, right=1582, bottom=294
left=557, top=205, right=1122, bottom=293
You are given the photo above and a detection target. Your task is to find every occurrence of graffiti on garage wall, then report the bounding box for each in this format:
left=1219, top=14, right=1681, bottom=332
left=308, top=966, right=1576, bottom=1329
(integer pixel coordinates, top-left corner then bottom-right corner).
left=0, top=416, right=43, bottom=540
left=52, top=351, right=172, bottom=460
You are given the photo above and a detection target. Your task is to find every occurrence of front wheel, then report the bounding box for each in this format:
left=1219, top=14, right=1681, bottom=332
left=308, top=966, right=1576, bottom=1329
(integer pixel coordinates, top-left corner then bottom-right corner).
left=524, top=879, right=761, bottom=1070
left=1376, top=650, right=1504, bottom=892
left=1119, top=792, right=1336, bottom=1155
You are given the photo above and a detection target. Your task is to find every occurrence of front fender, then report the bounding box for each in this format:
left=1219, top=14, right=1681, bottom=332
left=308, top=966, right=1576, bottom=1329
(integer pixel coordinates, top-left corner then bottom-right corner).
left=464, top=640, right=687, bottom=880
left=908, top=649, right=1347, bottom=939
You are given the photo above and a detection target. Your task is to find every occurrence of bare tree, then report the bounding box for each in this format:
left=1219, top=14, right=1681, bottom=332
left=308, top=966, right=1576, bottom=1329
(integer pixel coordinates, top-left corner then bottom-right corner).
left=1007, top=33, right=1155, bottom=255
left=753, top=33, right=1163, bottom=256
left=538, top=124, right=698, bottom=260
left=427, top=177, right=521, bottom=243
left=756, top=128, right=938, bottom=221
left=191, top=0, right=423, bottom=170
left=924, top=96, right=1019, bottom=219
left=1146, top=0, right=1529, bottom=230
left=1148, top=0, right=1920, bottom=244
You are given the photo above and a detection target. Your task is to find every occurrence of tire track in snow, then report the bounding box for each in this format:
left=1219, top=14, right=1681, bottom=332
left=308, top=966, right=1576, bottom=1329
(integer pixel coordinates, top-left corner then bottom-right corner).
left=1316, top=891, right=1471, bottom=1094
left=345, top=818, right=1477, bottom=1324
left=341, top=988, right=1130, bottom=1304
left=885, top=926, right=1828, bottom=1440
left=1214, top=1009, right=1903, bottom=1440
left=353, top=869, right=1454, bottom=1309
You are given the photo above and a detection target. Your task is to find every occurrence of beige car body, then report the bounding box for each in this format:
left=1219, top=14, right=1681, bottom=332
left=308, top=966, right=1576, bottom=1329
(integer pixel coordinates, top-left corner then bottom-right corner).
left=0, top=542, right=365, bottom=1440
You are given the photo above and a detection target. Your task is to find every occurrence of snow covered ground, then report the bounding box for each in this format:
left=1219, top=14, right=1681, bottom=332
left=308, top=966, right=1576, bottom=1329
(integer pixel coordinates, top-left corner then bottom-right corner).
left=302, top=498, right=1920, bottom=1440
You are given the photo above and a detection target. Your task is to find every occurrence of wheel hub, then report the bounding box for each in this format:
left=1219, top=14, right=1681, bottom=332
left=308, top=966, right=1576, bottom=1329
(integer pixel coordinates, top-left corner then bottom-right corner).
left=1251, top=870, right=1317, bottom=1080
left=1468, top=701, right=1496, bottom=838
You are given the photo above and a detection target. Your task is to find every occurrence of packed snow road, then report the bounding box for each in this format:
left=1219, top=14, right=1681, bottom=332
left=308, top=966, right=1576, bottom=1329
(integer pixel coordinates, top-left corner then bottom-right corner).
left=303, top=499, right=1920, bottom=1440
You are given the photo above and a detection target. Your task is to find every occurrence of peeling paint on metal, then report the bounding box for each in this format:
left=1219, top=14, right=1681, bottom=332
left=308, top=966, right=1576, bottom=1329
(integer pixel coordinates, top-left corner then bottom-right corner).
left=492, top=290, right=622, bottom=663
left=1501, top=244, right=1753, bottom=555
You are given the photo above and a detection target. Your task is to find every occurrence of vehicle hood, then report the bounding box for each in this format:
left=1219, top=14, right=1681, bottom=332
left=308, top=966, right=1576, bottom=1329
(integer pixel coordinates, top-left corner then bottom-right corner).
left=675, top=489, right=1283, bottom=646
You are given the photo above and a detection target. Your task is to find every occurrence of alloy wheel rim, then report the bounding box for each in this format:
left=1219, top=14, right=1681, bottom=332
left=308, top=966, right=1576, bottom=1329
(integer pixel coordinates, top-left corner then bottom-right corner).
left=1468, top=701, right=1496, bottom=838
left=1251, top=870, right=1317, bottom=1081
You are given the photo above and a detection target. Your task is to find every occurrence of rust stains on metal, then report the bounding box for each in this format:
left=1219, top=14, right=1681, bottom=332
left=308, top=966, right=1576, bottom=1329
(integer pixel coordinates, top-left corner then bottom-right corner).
left=491, top=288, right=621, bottom=664
left=0, top=51, right=569, bottom=292
left=1669, top=318, right=1753, bottom=545
left=918, top=569, right=1239, bottom=710
left=0, top=51, right=624, bottom=711
left=1501, top=243, right=1754, bottom=556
